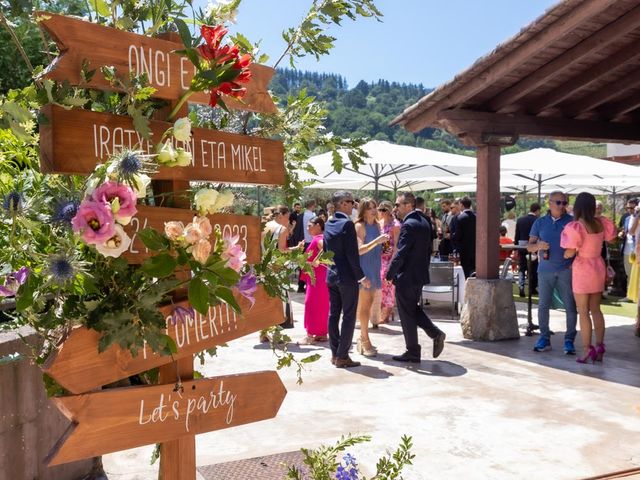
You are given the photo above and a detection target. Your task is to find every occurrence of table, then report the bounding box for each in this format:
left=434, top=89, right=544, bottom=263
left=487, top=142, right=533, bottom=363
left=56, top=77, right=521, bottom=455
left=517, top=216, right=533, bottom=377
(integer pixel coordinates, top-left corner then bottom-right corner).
left=500, top=244, right=538, bottom=336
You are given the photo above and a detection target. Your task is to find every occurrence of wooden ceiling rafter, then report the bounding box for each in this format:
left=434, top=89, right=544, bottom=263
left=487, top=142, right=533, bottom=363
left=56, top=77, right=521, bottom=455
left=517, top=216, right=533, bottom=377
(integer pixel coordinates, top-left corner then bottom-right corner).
left=487, top=3, right=640, bottom=113
left=526, top=39, right=640, bottom=114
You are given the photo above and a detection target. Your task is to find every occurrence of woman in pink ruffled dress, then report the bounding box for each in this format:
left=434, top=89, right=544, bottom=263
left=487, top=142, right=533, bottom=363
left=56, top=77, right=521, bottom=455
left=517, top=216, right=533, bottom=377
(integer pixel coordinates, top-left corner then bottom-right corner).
left=561, top=192, right=616, bottom=364
left=299, top=216, right=329, bottom=344
left=377, top=201, right=401, bottom=324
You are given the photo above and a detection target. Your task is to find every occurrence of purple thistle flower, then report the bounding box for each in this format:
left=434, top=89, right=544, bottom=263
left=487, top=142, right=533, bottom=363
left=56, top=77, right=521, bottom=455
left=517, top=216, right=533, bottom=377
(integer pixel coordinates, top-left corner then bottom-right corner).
left=48, top=255, right=76, bottom=284
left=171, top=305, right=196, bottom=325
left=119, top=152, right=142, bottom=175
left=52, top=199, right=80, bottom=226
left=3, top=191, right=23, bottom=212
left=0, top=267, right=29, bottom=297
left=235, top=269, right=257, bottom=309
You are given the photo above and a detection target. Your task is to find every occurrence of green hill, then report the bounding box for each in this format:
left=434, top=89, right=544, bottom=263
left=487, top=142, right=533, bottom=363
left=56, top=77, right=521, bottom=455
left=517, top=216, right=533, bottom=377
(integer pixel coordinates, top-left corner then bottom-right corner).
left=271, top=68, right=606, bottom=158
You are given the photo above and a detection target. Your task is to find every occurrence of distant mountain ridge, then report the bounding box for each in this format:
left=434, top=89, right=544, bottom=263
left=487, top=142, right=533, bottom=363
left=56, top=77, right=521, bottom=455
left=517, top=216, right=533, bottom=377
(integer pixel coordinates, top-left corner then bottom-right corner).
left=271, top=68, right=606, bottom=158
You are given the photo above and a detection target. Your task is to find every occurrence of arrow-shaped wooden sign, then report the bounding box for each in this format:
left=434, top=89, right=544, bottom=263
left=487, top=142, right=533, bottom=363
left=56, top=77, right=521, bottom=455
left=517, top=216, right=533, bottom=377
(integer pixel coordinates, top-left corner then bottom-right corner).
left=43, top=286, right=283, bottom=394
left=40, top=105, right=285, bottom=186
left=46, top=371, right=286, bottom=465
left=122, top=205, right=261, bottom=265
left=36, top=12, right=277, bottom=114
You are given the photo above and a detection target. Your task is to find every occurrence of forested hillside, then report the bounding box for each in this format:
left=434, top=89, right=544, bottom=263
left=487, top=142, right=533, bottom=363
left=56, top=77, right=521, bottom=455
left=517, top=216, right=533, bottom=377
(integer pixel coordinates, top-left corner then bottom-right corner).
left=271, top=68, right=606, bottom=157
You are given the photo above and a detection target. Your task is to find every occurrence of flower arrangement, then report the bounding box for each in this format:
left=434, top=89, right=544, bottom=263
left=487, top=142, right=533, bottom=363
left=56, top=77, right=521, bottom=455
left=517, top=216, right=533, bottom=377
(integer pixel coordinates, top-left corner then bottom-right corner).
left=0, top=117, right=254, bottom=360
left=169, top=21, right=252, bottom=119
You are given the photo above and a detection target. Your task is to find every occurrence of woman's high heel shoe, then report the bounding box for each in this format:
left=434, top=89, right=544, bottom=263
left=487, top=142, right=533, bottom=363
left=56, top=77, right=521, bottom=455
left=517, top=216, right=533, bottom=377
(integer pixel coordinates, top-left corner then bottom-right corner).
left=357, top=338, right=378, bottom=357
left=595, top=343, right=606, bottom=362
left=576, top=345, right=597, bottom=364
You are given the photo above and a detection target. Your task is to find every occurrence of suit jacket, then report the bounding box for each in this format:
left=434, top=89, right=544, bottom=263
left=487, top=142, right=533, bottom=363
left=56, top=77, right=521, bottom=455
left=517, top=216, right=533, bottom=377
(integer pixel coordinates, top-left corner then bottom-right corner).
left=453, top=209, right=476, bottom=259
left=324, top=211, right=364, bottom=285
left=386, top=210, right=432, bottom=286
left=514, top=214, right=538, bottom=244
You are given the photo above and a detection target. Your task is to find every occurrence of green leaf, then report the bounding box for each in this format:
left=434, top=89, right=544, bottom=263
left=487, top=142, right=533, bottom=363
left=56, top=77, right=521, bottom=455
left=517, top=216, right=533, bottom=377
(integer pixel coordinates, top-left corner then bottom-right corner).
left=213, top=286, right=240, bottom=313
left=138, top=228, right=170, bottom=251
left=173, top=18, right=193, bottom=48
left=142, top=253, right=177, bottom=278
left=188, top=277, right=209, bottom=314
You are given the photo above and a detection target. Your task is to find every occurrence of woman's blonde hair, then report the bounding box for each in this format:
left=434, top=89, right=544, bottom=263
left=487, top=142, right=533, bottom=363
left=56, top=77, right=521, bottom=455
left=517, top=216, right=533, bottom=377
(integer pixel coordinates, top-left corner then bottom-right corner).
left=356, top=197, right=377, bottom=224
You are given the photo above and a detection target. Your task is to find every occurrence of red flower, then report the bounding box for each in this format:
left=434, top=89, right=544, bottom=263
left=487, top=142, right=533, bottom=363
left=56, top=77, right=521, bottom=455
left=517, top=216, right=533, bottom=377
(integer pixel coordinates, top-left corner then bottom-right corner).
left=234, top=53, right=251, bottom=70
left=197, top=25, right=228, bottom=60
left=214, top=44, right=240, bottom=65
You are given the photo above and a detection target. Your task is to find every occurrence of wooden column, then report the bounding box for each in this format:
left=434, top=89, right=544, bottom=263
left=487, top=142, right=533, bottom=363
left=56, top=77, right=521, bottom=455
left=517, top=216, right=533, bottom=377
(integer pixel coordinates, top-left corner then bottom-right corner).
left=475, top=145, right=501, bottom=279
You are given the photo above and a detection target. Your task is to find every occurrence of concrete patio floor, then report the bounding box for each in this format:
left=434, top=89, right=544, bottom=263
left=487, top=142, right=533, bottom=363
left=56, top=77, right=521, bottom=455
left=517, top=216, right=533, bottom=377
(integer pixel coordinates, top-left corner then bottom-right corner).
left=103, top=294, right=640, bottom=479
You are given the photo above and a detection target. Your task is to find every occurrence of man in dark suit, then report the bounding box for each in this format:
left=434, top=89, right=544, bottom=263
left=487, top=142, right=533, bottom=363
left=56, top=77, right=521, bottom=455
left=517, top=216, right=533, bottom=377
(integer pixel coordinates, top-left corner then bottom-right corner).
left=324, top=191, right=370, bottom=368
left=386, top=192, right=446, bottom=362
left=514, top=203, right=541, bottom=297
left=453, top=197, right=476, bottom=278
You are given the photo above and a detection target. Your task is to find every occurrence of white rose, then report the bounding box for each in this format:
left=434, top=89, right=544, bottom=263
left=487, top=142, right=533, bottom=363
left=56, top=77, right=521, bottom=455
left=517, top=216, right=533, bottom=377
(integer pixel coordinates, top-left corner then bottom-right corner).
left=194, top=189, right=220, bottom=215
left=175, top=148, right=192, bottom=167
left=156, top=141, right=177, bottom=165
left=95, top=224, right=132, bottom=258
left=213, top=190, right=235, bottom=211
left=172, top=118, right=192, bottom=143
left=132, top=174, right=151, bottom=199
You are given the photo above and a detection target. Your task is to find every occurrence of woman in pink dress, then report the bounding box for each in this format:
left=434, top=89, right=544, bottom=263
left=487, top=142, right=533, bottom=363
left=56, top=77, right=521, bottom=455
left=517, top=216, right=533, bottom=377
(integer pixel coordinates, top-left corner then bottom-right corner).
left=561, top=192, right=616, bottom=364
left=377, top=201, right=401, bottom=324
left=299, top=216, right=329, bottom=344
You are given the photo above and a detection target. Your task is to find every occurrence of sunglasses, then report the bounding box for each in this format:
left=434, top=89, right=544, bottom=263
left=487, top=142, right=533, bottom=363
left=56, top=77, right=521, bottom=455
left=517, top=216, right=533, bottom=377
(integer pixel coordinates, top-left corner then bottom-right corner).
left=343, top=199, right=354, bottom=204
left=378, top=208, right=388, bottom=213
left=626, top=206, right=635, bottom=210
left=553, top=200, right=568, bottom=206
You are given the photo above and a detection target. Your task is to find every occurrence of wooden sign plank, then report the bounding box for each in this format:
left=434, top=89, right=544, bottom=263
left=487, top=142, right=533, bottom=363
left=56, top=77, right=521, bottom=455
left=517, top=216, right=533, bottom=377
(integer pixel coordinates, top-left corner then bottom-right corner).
left=36, top=12, right=277, bottom=114
left=46, top=371, right=286, bottom=465
left=122, top=205, right=261, bottom=265
left=40, top=105, right=285, bottom=186
left=43, top=286, right=283, bottom=394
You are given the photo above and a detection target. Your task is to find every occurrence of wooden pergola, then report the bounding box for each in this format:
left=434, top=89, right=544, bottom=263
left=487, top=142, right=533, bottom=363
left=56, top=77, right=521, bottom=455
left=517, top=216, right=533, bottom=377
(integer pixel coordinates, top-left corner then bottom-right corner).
left=392, top=0, right=640, bottom=281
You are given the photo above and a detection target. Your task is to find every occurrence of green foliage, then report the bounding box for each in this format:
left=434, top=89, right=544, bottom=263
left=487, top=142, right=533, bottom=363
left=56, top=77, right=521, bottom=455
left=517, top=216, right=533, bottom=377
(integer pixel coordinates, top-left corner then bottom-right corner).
left=285, top=434, right=415, bottom=480
left=279, top=0, right=382, bottom=68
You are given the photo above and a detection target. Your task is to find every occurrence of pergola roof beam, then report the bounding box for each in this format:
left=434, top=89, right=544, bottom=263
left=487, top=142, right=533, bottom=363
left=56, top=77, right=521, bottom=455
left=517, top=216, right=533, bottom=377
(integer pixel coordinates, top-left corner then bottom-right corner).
left=396, top=0, right=618, bottom=133
left=488, top=3, right=640, bottom=113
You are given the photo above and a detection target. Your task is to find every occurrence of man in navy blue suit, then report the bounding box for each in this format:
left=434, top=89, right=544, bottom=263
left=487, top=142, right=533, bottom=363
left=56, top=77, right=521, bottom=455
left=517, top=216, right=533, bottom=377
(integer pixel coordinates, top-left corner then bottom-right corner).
left=324, top=191, right=371, bottom=368
left=386, top=192, right=446, bottom=362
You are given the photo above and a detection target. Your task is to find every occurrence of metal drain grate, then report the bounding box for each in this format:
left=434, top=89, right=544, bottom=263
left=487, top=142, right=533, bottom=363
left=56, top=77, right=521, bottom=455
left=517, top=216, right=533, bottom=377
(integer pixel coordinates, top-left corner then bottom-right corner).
left=198, top=451, right=307, bottom=480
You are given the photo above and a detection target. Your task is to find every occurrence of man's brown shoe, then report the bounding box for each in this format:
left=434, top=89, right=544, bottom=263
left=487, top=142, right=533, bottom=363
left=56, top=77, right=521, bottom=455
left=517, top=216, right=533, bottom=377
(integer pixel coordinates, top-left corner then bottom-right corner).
left=335, top=356, right=361, bottom=368
left=331, top=356, right=337, bottom=365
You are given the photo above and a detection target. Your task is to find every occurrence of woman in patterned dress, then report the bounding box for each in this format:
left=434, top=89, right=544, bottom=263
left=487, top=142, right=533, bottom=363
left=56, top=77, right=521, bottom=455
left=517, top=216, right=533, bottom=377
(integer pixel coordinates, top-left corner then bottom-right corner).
left=377, top=200, right=401, bottom=324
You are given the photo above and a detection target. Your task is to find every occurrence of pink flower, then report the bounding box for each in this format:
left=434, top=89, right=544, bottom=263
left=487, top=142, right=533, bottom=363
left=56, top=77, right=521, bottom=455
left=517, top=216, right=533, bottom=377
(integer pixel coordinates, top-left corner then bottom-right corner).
left=91, top=181, right=137, bottom=225
left=192, top=238, right=212, bottom=264
left=183, top=216, right=212, bottom=244
left=164, top=221, right=185, bottom=241
left=221, top=234, right=246, bottom=272
left=71, top=200, right=116, bottom=245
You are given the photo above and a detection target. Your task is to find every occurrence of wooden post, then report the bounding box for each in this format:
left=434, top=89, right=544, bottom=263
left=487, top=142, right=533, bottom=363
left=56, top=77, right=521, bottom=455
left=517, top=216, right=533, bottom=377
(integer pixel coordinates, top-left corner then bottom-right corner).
left=158, top=357, right=195, bottom=480
left=475, top=145, right=501, bottom=279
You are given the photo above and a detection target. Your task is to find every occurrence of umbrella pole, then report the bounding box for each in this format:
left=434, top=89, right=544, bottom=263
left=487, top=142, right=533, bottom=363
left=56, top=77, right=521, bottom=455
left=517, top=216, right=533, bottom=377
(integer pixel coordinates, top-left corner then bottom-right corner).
left=612, top=187, right=617, bottom=225
left=537, top=176, right=542, bottom=205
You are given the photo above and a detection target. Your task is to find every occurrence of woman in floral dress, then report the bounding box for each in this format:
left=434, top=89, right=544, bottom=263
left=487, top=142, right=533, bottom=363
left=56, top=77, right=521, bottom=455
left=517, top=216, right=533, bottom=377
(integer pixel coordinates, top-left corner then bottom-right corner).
left=377, top=200, right=401, bottom=324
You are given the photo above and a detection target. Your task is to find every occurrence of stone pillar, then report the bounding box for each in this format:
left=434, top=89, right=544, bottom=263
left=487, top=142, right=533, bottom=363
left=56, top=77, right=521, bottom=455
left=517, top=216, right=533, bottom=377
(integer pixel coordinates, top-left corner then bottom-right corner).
left=460, top=278, right=519, bottom=340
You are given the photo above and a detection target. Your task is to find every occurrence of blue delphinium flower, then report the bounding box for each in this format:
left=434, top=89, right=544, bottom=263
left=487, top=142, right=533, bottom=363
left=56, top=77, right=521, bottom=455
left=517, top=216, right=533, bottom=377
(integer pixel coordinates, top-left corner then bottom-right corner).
left=119, top=152, right=142, bottom=175
left=335, top=454, right=359, bottom=480
left=3, top=191, right=23, bottom=212
left=48, top=254, right=76, bottom=285
left=52, top=199, right=80, bottom=226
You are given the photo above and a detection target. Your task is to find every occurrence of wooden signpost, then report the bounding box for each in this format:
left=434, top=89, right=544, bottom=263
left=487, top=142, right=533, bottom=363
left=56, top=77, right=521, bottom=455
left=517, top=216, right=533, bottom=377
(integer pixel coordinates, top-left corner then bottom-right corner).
left=40, top=105, right=285, bottom=186
left=35, top=12, right=277, bottom=114
left=123, top=205, right=262, bottom=264
left=46, top=371, right=287, bottom=465
left=43, top=287, right=283, bottom=394
left=37, top=12, right=288, bottom=479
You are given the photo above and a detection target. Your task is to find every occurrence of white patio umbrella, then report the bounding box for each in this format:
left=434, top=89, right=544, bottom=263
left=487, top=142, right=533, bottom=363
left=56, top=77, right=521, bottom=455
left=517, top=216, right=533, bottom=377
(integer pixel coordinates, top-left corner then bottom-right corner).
left=304, top=140, right=478, bottom=197
left=501, top=148, right=640, bottom=201
left=305, top=175, right=472, bottom=192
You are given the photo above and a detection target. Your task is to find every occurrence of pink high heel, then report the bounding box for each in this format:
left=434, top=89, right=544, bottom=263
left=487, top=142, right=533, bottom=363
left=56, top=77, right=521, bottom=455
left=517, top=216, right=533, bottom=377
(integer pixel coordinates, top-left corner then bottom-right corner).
left=595, top=343, right=606, bottom=362
left=576, top=345, right=597, bottom=364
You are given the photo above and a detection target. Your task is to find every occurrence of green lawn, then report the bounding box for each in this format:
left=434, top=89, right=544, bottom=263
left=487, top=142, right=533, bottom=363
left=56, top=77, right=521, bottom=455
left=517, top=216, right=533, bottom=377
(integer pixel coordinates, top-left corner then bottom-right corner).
left=511, top=284, right=637, bottom=319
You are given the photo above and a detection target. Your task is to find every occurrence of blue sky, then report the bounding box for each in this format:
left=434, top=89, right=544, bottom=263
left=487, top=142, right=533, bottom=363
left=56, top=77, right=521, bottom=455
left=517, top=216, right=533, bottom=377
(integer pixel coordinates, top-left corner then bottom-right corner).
left=194, top=0, right=558, bottom=89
